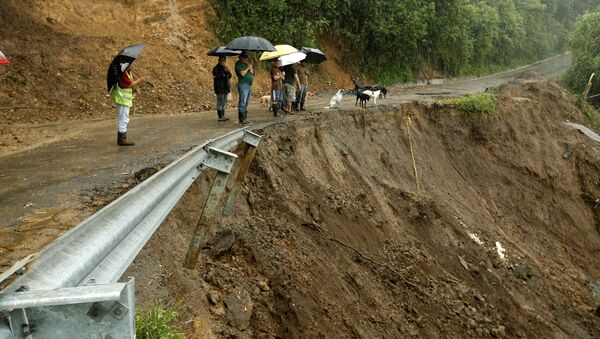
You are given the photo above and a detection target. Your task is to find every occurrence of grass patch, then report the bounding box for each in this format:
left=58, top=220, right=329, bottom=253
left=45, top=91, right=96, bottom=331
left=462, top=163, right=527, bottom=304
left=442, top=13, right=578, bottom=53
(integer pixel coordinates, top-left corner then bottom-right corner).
left=572, top=93, right=600, bottom=133
left=436, top=93, right=497, bottom=117
left=582, top=106, right=600, bottom=133
left=136, top=301, right=185, bottom=339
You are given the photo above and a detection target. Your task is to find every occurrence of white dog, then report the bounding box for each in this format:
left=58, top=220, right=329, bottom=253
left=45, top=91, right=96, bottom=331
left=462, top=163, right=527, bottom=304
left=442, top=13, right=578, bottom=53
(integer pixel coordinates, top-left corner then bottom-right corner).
left=361, top=90, right=381, bottom=105
left=326, top=89, right=343, bottom=109
left=260, top=95, right=271, bottom=107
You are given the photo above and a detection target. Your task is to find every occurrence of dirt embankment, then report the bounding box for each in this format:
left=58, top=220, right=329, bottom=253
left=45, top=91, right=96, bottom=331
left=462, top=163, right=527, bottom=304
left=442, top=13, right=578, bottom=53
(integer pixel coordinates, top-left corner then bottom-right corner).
left=125, top=78, right=600, bottom=338
left=0, top=0, right=352, bottom=126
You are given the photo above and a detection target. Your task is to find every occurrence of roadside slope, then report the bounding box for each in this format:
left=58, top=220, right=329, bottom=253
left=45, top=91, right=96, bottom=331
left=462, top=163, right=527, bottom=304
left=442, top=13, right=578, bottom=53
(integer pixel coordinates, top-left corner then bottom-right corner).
left=128, top=78, right=600, bottom=337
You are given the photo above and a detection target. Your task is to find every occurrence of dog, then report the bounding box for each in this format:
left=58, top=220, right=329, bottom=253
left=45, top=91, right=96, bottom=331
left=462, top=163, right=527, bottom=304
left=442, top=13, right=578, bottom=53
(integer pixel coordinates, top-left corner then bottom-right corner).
left=326, top=89, right=343, bottom=109
left=361, top=90, right=381, bottom=105
left=260, top=95, right=271, bottom=107
left=358, top=92, right=370, bottom=108
left=260, top=94, right=274, bottom=112
left=372, top=86, right=388, bottom=98
left=355, top=87, right=376, bottom=106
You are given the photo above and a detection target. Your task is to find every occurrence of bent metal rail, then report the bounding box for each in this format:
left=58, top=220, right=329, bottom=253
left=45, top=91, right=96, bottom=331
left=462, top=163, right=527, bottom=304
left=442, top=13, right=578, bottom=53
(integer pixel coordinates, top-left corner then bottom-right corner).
left=0, top=127, right=260, bottom=338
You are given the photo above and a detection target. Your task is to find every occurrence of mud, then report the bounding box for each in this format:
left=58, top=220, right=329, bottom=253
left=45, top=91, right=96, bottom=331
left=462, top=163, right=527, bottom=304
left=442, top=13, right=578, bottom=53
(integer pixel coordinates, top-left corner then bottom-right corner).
left=125, top=78, right=600, bottom=338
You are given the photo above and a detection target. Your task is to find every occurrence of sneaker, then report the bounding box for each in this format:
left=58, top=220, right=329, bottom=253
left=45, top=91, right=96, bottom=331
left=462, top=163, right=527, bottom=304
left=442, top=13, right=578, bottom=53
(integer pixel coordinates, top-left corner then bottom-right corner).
left=218, top=117, right=229, bottom=122
left=287, top=111, right=296, bottom=115
left=241, top=120, right=250, bottom=125
left=300, top=108, right=306, bottom=111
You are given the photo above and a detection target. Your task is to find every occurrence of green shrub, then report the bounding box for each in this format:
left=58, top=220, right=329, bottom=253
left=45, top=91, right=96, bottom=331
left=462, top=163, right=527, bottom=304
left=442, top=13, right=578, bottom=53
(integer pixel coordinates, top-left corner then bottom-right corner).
left=439, top=92, right=497, bottom=117
left=564, top=11, right=600, bottom=106
left=573, top=93, right=600, bottom=133
left=136, top=301, right=185, bottom=339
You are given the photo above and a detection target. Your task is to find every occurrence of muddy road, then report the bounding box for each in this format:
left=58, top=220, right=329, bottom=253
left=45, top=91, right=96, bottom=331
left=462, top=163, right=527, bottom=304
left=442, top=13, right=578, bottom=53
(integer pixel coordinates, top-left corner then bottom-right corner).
left=0, top=53, right=571, bottom=268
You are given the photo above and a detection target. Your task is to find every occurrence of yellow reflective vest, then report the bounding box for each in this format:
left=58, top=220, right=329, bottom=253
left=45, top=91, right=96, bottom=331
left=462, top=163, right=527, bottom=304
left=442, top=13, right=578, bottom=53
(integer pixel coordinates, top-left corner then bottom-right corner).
left=113, top=71, right=134, bottom=107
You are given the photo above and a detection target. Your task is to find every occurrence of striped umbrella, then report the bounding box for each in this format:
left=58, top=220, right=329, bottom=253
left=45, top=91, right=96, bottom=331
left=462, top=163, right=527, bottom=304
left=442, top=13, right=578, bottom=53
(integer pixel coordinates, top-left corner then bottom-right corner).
left=0, top=50, right=10, bottom=65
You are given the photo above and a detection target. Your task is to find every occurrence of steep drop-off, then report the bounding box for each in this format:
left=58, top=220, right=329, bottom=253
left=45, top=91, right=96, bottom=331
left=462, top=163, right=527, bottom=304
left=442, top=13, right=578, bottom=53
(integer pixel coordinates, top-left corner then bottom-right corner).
left=127, top=78, right=600, bottom=338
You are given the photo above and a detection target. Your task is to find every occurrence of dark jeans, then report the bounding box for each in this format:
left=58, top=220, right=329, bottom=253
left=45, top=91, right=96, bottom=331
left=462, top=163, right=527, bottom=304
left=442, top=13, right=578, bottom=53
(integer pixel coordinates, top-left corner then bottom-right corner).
left=216, top=93, right=228, bottom=111
left=297, top=84, right=308, bottom=108
left=237, top=83, right=252, bottom=122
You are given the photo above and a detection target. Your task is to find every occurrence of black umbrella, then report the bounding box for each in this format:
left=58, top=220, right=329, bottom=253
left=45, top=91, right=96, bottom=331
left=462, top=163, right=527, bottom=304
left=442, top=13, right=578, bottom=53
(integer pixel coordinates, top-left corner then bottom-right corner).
left=300, top=47, right=327, bottom=64
left=106, top=43, right=145, bottom=92
left=207, top=46, right=242, bottom=57
left=226, top=36, right=276, bottom=52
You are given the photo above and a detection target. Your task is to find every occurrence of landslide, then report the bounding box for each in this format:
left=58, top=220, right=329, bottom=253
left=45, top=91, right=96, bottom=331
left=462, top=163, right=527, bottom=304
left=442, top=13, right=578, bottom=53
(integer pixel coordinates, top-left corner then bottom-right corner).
left=0, top=0, right=349, bottom=125
left=127, top=77, right=600, bottom=338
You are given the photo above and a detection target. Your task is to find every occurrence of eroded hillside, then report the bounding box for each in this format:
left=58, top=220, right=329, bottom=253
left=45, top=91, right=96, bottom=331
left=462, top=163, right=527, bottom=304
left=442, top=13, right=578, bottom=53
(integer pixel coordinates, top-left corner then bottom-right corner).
left=126, top=78, right=600, bottom=338
left=0, top=0, right=349, bottom=124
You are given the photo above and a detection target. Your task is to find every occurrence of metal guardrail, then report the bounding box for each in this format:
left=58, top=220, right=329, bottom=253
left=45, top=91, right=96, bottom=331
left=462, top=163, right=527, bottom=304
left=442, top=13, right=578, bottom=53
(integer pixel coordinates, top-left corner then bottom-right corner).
left=0, top=127, right=259, bottom=338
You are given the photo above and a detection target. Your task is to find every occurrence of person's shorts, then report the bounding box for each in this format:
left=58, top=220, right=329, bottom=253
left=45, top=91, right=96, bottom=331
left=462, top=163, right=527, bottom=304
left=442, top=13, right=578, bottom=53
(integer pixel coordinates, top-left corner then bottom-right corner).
left=284, top=84, right=296, bottom=101
left=271, top=89, right=284, bottom=103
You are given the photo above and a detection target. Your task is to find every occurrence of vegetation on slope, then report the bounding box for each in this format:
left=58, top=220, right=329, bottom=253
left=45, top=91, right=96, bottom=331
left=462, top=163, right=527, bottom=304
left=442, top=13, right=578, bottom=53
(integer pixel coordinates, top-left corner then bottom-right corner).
left=136, top=301, right=185, bottom=339
left=565, top=9, right=600, bottom=104
left=435, top=92, right=497, bottom=117
left=211, top=0, right=599, bottom=84
left=563, top=5, right=600, bottom=132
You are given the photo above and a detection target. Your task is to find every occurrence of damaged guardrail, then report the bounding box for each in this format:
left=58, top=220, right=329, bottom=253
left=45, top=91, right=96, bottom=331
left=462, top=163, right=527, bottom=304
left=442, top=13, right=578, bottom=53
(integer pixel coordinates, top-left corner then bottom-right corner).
left=0, top=127, right=262, bottom=338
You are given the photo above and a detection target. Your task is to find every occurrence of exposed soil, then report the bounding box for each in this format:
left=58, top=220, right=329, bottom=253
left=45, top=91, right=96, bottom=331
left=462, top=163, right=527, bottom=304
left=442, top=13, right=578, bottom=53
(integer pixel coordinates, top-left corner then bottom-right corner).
left=125, top=78, right=600, bottom=338
left=2, top=1, right=599, bottom=337
left=0, top=0, right=352, bottom=125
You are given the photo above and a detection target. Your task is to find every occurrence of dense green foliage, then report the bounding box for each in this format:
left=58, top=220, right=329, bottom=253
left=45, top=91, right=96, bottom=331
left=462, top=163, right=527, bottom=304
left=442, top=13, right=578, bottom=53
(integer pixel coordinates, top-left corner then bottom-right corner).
left=212, top=0, right=599, bottom=84
left=564, top=10, right=600, bottom=106
left=136, top=302, right=185, bottom=339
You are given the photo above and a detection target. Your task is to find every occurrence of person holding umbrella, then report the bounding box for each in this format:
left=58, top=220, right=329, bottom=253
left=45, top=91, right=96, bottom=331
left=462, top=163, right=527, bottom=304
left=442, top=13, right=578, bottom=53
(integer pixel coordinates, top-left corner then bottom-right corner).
left=212, top=56, right=231, bottom=122
left=270, top=59, right=285, bottom=117
left=295, top=60, right=310, bottom=111
left=282, top=62, right=300, bottom=114
left=226, top=36, right=276, bottom=124
left=107, top=44, right=146, bottom=146
left=113, top=64, right=145, bottom=145
left=234, top=52, right=254, bottom=125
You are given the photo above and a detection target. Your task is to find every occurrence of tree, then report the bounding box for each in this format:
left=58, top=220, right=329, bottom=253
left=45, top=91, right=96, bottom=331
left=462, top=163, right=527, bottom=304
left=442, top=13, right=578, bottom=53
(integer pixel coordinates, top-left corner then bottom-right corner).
left=424, top=0, right=473, bottom=75
left=209, top=0, right=600, bottom=84
left=564, top=11, right=600, bottom=104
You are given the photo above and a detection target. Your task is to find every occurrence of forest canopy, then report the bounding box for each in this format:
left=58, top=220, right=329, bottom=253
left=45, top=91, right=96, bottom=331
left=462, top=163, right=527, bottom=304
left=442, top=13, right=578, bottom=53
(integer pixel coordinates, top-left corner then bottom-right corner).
left=212, top=0, right=600, bottom=83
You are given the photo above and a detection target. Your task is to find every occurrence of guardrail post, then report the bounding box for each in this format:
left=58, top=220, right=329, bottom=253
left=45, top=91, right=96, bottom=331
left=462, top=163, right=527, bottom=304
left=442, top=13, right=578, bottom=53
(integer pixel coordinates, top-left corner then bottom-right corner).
left=0, top=279, right=136, bottom=338
left=223, top=130, right=262, bottom=216
left=184, top=147, right=237, bottom=269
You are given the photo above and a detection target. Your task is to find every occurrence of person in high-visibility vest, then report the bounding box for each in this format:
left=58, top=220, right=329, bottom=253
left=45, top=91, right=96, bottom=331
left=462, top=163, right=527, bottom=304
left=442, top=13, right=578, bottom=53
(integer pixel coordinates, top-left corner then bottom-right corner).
left=112, top=64, right=145, bottom=146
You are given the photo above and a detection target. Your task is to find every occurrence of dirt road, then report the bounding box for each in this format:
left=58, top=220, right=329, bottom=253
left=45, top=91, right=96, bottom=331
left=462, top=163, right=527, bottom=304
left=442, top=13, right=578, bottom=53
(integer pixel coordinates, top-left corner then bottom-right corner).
left=0, top=53, right=571, bottom=267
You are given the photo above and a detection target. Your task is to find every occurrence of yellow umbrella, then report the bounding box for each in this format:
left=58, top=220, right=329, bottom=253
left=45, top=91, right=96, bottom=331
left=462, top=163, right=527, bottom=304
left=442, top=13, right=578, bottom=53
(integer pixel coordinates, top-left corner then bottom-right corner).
left=259, top=44, right=298, bottom=61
